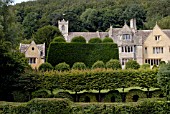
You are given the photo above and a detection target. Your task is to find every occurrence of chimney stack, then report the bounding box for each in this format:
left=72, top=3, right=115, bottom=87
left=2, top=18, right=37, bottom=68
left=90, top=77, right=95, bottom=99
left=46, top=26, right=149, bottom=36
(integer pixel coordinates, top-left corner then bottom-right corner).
left=130, top=18, right=137, bottom=31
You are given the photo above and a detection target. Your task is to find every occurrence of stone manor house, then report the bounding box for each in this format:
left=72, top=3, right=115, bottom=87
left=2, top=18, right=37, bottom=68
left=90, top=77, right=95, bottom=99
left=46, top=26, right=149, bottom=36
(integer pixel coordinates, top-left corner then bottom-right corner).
left=58, top=18, right=170, bottom=69
left=19, top=18, right=170, bottom=69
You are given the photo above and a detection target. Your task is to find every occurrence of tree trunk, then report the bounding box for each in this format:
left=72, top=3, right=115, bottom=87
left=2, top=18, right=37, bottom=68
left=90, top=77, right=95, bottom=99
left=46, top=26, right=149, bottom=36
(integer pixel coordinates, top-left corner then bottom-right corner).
left=147, top=88, right=150, bottom=98
left=98, top=89, right=101, bottom=102
left=75, top=91, right=78, bottom=102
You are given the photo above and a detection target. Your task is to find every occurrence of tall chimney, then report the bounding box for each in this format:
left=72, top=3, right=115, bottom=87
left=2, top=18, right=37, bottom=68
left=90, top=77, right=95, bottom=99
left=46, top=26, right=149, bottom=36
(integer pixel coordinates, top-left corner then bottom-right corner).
left=130, top=18, right=137, bottom=30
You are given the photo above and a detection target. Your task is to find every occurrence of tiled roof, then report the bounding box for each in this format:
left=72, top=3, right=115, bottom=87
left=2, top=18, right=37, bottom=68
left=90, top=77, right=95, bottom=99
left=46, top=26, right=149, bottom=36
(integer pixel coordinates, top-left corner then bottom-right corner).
left=163, top=30, right=170, bottom=38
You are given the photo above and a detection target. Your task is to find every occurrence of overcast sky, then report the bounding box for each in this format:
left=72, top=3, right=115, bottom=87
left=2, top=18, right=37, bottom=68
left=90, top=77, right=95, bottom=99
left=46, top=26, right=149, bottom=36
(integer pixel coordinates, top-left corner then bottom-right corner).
left=14, top=0, right=30, bottom=4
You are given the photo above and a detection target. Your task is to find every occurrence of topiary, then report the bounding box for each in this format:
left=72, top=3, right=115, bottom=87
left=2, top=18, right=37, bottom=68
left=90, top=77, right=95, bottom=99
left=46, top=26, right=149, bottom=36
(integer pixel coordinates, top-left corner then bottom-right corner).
left=88, top=37, right=102, bottom=43
left=79, top=93, right=97, bottom=102
left=102, top=92, right=122, bottom=102
left=91, top=60, right=105, bottom=69
left=38, top=62, right=53, bottom=71
left=55, top=62, right=70, bottom=71
left=54, top=92, right=74, bottom=101
left=140, top=63, right=150, bottom=69
left=152, top=64, right=158, bottom=69
left=125, top=59, right=140, bottom=69
left=102, top=37, right=113, bottom=43
left=53, top=36, right=66, bottom=43
left=71, top=36, right=86, bottom=43
left=32, top=90, right=50, bottom=98
left=106, top=59, right=121, bottom=70
left=72, top=62, right=86, bottom=70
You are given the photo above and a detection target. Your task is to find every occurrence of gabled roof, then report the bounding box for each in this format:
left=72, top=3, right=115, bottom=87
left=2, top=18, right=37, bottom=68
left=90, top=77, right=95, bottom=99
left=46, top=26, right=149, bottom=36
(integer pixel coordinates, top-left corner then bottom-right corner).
left=119, top=23, right=133, bottom=34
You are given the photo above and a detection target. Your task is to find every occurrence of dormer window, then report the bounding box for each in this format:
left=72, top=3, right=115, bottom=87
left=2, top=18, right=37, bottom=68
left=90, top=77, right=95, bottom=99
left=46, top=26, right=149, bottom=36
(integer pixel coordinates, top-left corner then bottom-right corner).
left=155, top=35, right=160, bottom=41
left=40, top=51, right=43, bottom=56
left=123, top=34, right=131, bottom=40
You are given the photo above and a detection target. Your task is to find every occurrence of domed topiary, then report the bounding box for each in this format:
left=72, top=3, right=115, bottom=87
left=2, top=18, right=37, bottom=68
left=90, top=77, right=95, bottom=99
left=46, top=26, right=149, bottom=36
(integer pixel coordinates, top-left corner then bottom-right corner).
left=106, top=59, right=121, bottom=70
left=71, top=36, right=86, bottom=43
left=72, top=62, right=86, bottom=70
left=38, top=62, right=53, bottom=71
left=88, top=37, right=102, bottom=43
left=91, top=60, right=105, bottom=69
left=55, top=62, right=70, bottom=71
left=53, top=36, right=66, bottom=43
left=140, top=63, right=150, bottom=69
left=102, top=37, right=113, bottom=43
left=125, top=59, right=140, bottom=69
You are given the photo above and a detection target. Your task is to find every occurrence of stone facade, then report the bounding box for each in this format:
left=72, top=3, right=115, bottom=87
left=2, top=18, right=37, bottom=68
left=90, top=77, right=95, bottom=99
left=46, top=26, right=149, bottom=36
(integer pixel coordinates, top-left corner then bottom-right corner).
left=19, top=41, right=45, bottom=69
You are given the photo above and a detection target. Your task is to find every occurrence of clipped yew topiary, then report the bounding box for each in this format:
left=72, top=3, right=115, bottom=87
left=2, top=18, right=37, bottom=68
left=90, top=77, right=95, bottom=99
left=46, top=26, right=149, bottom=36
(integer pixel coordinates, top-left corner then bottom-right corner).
left=55, top=62, right=70, bottom=71
left=140, top=63, right=150, bottom=69
left=38, top=62, right=53, bottom=71
left=71, top=36, right=86, bottom=43
left=102, top=37, right=113, bottom=43
left=106, top=59, right=121, bottom=70
left=88, top=37, right=102, bottom=43
left=53, top=36, right=66, bottom=43
left=125, top=59, right=140, bottom=69
left=72, top=62, right=86, bottom=70
left=91, top=60, right=105, bottom=69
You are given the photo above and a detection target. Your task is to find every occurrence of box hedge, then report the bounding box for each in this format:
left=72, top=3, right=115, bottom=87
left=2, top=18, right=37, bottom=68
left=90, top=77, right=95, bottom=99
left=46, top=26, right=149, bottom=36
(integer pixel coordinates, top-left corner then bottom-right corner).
left=47, top=42, right=118, bottom=67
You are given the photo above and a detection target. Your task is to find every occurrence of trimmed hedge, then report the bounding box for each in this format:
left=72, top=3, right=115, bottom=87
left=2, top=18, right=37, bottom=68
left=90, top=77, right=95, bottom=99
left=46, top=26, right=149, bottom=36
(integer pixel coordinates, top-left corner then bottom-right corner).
left=106, top=59, right=121, bottom=70
left=79, top=93, right=97, bottom=102
left=102, top=91, right=122, bottom=102
left=71, top=36, right=86, bottom=43
left=53, top=36, right=66, bottom=42
left=1, top=98, right=170, bottom=114
left=91, top=60, right=105, bottom=69
left=88, top=37, right=102, bottom=43
left=38, top=62, right=53, bottom=71
left=72, top=62, right=86, bottom=70
left=55, top=62, right=70, bottom=71
left=47, top=43, right=118, bottom=67
left=102, top=37, right=113, bottom=43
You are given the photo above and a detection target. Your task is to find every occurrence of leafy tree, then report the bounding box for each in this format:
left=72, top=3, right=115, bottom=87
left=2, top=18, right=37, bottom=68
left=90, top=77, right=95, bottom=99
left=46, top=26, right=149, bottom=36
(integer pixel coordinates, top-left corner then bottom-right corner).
left=91, top=60, right=105, bottom=69
left=55, top=62, right=70, bottom=72
left=102, top=37, right=113, bottom=43
left=71, top=36, right=86, bottom=43
left=33, top=25, right=62, bottom=48
left=53, top=36, right=66, bottom=43
left=158, top=16, right=170, bottom=29
left=157, top=62, right=170, bottom=100
left=106, top=59, right=121, bottom=70
left=38, top=62, right=53, bottom=71
left=125, top=59, right=140, bottom=69
left=72, top=62, right=86, bottom=70
left=88, top=37, right=102, bottom=43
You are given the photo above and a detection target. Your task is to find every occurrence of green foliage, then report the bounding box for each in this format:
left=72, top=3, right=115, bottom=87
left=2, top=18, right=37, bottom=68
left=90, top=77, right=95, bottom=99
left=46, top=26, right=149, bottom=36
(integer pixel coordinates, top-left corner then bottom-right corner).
left=160, top=61, right=166, bottom=66
left=54, top=92, right=74, bottom=101
left=102, top=91, right=122, bottom=102
left=152, top=64, right=158, bottom=70
left=91, top=60, right=105, bottom=69
left=12, top=91, right=29, bottom=102
left=106, top=59, right=121, bottom=70
left=125, top=59, right=140, bottom=69
left=88, top=37, right=102, bottom=43
left=79, top=93, right=97, bottom=102
left=71, top=36, right=86, bottom=43
left=32, top=90, right=49, bottom=98
left=140, top=63, right=150, bottom=69
left=33, top=25, right=62, bottom=48
left=158, top=16, right=170, bottom=29
left=47, top=42, right=118, bottom=67
left=102, top=37, right=113, bottom=43
left=52, top=36, right=66, bottom=43
left=38, top=62, right=53, bottom=71
left=157, top=62, right=170, bottom=100
left=55, top=62, right=70, bottom=72
left=72, top=62, right=86, bottom=70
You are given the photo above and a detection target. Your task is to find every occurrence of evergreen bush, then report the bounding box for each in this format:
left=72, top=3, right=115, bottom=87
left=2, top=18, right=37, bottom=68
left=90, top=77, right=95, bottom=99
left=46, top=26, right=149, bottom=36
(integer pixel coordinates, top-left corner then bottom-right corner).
left=32, top=90, right=49, bottom=98
left=91, top=60, right=105, bottom=69
left=140, top=63, right=150, bottom=69
left=71, top=36, right=86, bottom=43
left=125, top=60, right=140, bottom=69
left=88, top=37, right=102, bottom=43
left=53, top=36, right=66, bottom=43
left=106, top=59, right=121, bottom=70
left=55, top=62, right=70, bottom=71
left=72, top=62, right=86, bottom=70
left=102, top=37, right=113, bottom=43
left=38, top=62, right=53, bottom=71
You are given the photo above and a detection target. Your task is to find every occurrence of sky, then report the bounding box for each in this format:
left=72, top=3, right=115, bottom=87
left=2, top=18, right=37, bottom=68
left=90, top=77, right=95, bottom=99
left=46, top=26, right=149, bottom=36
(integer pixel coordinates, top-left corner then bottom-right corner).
left=14, top=0, right=30, bottom=4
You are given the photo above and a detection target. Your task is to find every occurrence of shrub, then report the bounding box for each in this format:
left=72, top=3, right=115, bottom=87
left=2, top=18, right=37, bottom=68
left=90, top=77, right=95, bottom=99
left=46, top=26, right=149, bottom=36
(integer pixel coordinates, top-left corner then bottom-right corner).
left=53, top=36, right=66, bottom=43
left=125, top=59, right=140, bottom=69
left=38, top=62, right=53, bottom=71
left=106, top=59, right=121, bottom=70
left=32, top=90, right=49, bottom=98
left=102, top=37, right=113, bottom=43
left=88, top=37, right=102, bottom=43
left=72, top=62, right=86, bottom=70
left=102, top=91, right=122, bottom=102
left=12, top=91, right=29, bottom=102
left=55, top=62, right=70, bottom=71
left=160, top=61, right=166, bottom=66
left=91, top=60, right=105, bottom=69
left=71, top=36, right=86, bottom=43
left=140, top=63, right=150, bottom=69
left=79, top=93, right=97, bottom=102
left=54, top=92, right=74, bottom=101
left=152, top=64, right=158, bottom=69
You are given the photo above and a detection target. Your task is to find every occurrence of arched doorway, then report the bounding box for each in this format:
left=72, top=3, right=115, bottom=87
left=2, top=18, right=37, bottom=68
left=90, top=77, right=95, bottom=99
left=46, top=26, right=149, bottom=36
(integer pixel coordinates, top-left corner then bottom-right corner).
left=111, top=96, right=115, bottom=102
left=132, top=95, right=139, bottom=102
left=85, top=96, right=90, bottom=102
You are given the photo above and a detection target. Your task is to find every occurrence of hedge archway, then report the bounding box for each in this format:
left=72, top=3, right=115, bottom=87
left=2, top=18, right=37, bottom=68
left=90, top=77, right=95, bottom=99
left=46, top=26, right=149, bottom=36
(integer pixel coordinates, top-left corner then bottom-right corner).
left=79, top=93, right=97, bottom=102
left=151, top=90, right=164, bottom=98
left=126, top=89, right=147, bottom=102
left=102, top=91, right=122, bottom=102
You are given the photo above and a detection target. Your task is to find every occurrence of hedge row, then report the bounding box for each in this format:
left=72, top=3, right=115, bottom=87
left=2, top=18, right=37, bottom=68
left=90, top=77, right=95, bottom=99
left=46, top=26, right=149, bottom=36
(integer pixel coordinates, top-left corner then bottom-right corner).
left=1, top=98, right=170, bottom=114
left=47, top=42, right=118, bottom=67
